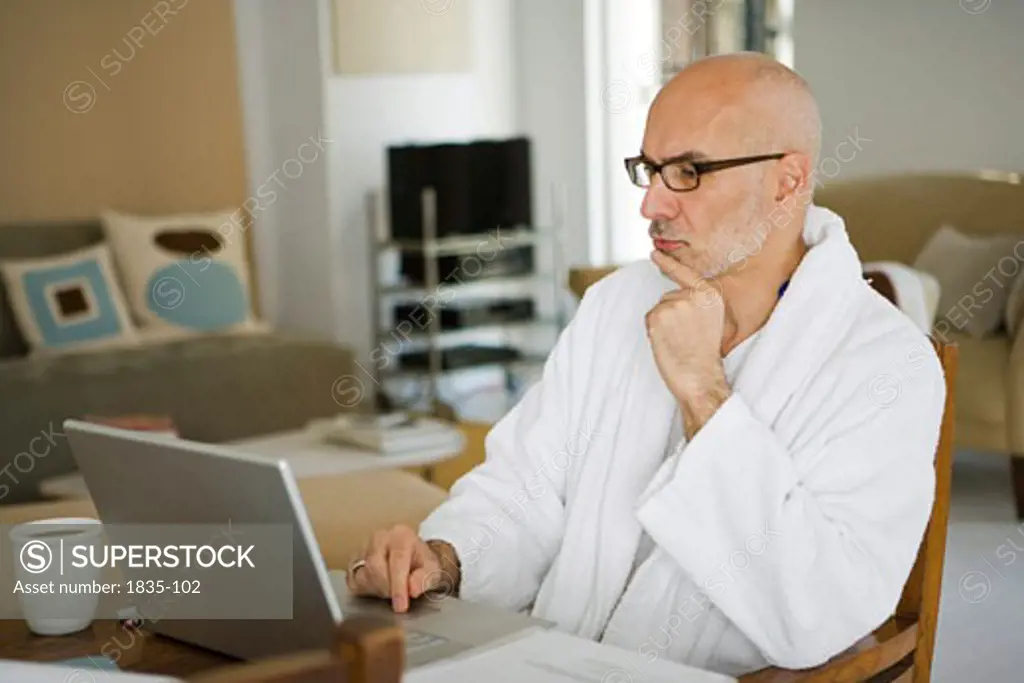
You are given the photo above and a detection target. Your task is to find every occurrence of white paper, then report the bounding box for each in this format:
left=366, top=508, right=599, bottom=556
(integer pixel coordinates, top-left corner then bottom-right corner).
left=0, top=660, right=181, bottom=682
left=405, top=629, right=737, bottom=683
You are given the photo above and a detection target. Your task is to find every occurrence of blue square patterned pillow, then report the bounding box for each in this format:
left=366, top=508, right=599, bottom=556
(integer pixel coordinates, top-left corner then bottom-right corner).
left=0, top=244, right=138, bottom=355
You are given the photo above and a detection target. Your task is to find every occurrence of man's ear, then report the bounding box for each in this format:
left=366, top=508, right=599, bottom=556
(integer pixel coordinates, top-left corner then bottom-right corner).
left=774, top=152, right=813, bottom=203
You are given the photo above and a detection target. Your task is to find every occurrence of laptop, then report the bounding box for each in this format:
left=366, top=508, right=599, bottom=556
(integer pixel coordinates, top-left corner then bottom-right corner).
left=63, top=419, right=550, bottom=669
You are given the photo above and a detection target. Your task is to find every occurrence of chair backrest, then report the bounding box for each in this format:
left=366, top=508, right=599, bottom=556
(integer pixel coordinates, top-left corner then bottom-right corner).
left=741, top=339, right=958, bottom=683
left=187, top=616, right=404, bottom=683
left=568, top=266, right=618, bottom=300
left=898, top=338, right=958, bottom=682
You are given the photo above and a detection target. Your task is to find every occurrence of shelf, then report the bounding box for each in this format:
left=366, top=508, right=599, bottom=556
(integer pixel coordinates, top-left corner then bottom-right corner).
left=368, top=183, right=567, bottom=410
left=380, top=354, right=548, bottom=379
left=378, top=228, right=552, bottom=257
left=379, top=271, right=554, bottom=296
left=376, top=318, right=560, bottom=342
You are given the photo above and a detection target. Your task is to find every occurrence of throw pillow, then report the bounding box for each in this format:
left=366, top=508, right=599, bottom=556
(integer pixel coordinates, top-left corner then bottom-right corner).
left=912, top=224, right=1022, bottom=338
left=0, top=244, right=138, bottom=355
left=863, top=261, right=941, bottom=335
left=100, top=209, right=257, bottom=335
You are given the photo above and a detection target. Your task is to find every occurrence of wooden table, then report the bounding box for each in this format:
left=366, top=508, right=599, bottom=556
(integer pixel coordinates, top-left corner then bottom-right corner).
left=0, top=619, right=234, bottom=679
left=1, top=468, right=451, bottom=679
left=0, top=619, right=776, bottom=682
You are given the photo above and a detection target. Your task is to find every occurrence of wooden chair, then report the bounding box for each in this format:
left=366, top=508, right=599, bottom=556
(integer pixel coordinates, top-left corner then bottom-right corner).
left=740, top=339, right=958, bottom=683
left=187, top=616, right=404, bottom=683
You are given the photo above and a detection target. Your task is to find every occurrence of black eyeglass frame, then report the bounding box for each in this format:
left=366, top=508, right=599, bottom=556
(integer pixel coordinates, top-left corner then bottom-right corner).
left=624, top=152, right=787, bottom=192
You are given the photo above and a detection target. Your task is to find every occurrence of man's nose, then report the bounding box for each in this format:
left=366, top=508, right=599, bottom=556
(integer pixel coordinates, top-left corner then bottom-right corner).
left=640, top=178, right=679, bottom=222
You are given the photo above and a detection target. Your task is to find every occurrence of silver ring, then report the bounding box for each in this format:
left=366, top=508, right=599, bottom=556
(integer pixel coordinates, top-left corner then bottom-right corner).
left=349, top=559, right=367, bottom=574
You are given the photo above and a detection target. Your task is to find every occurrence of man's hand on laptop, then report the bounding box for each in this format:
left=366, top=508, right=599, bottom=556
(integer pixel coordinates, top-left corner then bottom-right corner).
left=346, top=525, right=461, bottom=613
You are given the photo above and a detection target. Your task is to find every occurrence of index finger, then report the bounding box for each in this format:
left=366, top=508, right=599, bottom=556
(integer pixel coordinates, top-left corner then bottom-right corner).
left=651, top=249, right=703, bottom=289
left=388, top=543, right=413, bottom=612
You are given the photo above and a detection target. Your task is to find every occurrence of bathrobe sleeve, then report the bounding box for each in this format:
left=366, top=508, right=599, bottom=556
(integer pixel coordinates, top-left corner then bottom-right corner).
left=418, top=282, right=603, bottom=612
left=634, top=341, right=946, bottom=669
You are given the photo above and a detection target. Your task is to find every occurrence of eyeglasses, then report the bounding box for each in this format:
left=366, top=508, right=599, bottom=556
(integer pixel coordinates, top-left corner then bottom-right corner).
left=624, top=152, right=786, bottom=192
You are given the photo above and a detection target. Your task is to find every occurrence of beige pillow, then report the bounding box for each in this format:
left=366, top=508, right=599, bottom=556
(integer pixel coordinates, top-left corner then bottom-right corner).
left=913, top=225, right=1023, bottom=338
left=100, top=209, right=257, bottom=336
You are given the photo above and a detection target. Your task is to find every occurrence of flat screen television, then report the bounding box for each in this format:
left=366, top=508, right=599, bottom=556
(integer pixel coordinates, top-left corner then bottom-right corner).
left=387, top=137, right=533, bottom=240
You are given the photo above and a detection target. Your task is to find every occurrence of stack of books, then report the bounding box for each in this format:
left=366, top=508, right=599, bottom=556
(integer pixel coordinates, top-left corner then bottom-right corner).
left=319, top=412, right=464, bottom=454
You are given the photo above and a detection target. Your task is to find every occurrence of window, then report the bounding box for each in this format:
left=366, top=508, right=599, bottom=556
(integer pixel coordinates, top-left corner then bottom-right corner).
left=585, top=0, right=794, bottom=264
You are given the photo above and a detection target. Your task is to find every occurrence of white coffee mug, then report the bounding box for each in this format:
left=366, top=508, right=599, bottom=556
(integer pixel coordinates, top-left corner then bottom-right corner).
left=9, top=517, right=104, bottom=636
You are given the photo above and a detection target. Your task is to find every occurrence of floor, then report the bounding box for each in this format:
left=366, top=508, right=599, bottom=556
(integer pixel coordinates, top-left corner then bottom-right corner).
left=932, top=450, right=1024, bottom=683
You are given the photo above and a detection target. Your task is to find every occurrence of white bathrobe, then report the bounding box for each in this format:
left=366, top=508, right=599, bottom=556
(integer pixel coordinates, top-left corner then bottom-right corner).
left=419, top=205, right=946, bottom=677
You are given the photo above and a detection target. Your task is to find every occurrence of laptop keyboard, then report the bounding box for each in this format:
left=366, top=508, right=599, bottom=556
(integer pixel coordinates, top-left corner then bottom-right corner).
left=405, top=629, right=449, bottom=653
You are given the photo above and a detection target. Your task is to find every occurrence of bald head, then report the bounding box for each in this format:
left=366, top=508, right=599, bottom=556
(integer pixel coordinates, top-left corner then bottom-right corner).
left=637, top=53, right=822, bottom=280
left=651, top=52, right=821, bottom=168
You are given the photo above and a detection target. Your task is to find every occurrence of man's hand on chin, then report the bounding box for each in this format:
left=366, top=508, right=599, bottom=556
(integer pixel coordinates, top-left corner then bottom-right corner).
left=647, top=250, right=732, bottom=440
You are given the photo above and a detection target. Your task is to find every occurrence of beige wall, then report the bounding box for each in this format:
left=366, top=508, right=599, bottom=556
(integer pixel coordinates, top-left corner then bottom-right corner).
left=0, top=0, right=247, bottom=223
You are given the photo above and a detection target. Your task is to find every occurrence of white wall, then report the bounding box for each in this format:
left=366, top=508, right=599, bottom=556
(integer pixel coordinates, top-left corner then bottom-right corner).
left=512, top=0, right=590, bottom=264
left=324, top=0, right=518, bottom=362
left=233, top=0, right=336, bottom=339
left=793, top=0, right=1024, bottom=178
left=235, top=0, right=521, bottom=366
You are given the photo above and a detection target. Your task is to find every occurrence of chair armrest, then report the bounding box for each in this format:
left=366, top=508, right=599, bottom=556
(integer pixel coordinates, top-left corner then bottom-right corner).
left=188, top=615, right=404, bottom=683
left=1007, top=329, right=1024, bottom=451
left=739, top=620, right=917, bottom=683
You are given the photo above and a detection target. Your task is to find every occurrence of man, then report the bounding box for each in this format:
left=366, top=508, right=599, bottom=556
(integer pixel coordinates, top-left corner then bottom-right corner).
left=347, top=53, right=945, bottom=676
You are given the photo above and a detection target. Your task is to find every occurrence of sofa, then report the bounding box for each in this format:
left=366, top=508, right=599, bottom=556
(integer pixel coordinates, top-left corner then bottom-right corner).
left=815, top=172, right=1024, bottom=519
left=0, top=220, right=360, bottom=505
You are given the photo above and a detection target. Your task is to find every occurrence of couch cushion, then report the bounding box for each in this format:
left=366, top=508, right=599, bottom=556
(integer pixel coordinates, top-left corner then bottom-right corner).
left=947, top=330, right=1010, bottom=426
left=0, top=470, right=446, bottom=571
